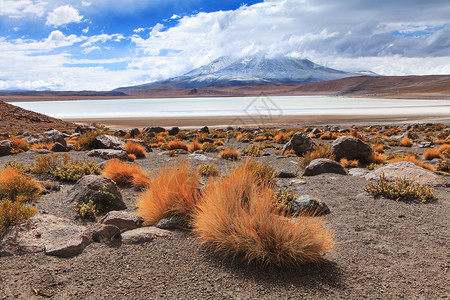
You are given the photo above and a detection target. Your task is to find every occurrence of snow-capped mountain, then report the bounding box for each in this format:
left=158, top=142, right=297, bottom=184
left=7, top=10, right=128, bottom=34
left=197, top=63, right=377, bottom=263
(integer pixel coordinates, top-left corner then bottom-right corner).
left=116, top=55, right=366, bottom=90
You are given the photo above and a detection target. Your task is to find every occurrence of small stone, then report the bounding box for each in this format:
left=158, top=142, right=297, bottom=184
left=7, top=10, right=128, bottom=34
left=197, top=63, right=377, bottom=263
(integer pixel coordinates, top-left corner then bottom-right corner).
left=156, top=215, right=188, bottom=230
left=121, top=227, right=171, bottom=244
left=92, top=224, right=121, bottom=243
left=303, top=159, right=347, bottom=176
left=52, top=142, right=68, bottom=152
left=277, top=171, right=297, bottom=178
left=290, top=195, right=330, bottom=216
left=87, top=149, right=129, bottom=160
left=289, top=179, right=307, bottom=185
left=100, top=211, right=143, bottom=232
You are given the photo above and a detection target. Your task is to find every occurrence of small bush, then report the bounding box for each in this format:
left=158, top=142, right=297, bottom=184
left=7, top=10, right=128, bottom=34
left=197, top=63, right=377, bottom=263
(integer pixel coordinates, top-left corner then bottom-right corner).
left=400, top=137, right=413, bottom=147
left=436, top=158, right=450, bottom=172
left=422, top=148, right=442, bottom=160
left=0, top=199, right=36, bottom=235
left=365, top=174, right=437, bottom=203
left=29, top=152, right=70, bottom=174
left=0, top=168, right=41, bottom=202
left=438, top=144, right=450, bottom=153
left=73, top=130, right=102, bottom=150
left=31, top=142, right=52, bottom=150
left=214, top=140, right=224, bottom=146
left=192, top=163, right=334, bottom=267
left=168, top=140, right=188, bottom=150
left=298, top=144, right=335, bottom=169
left=197, top=164, right=219, bottom=177
left=125, top=141, right=146, bottom=158
left=202, top=142, right=217, bottom=153
left=319, top=132, right=331, bottom=140
left=102, top=159, right=148, bottom=186
left=273, top=132, right=291, bottom=144
left=243, top=144, right=263, bottom=157
left=219, top=148, right=240, bottom=160
left=260, top=140, right=273, bottom=149
left=137, top=162, right=200, bottom=225
left=246, top=161, right=276, bottom=187
left=128, top=154, right=136, bottom=161
left=187, top=140, right=202, bottom=152
left=4, top=161, right=26, bottom=173
left=73, top=199, right=97, bottom=220
left=73, top=186, right=117, bottom=220
left=367, top=152, right=387, bottom=164
left=340, top=158, right=359, bottom=168
left=9, top=138, right=30, bottom=152
left=372, top=144, right=385, bottom=153
left=275, top=187, right=298, bottom=212
left=51, top=160, right=102, bottom=182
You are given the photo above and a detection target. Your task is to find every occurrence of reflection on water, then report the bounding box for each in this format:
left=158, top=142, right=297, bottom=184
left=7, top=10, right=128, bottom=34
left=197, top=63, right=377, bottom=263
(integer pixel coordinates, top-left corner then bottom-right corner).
left=10, top=96, right=450, bottom=119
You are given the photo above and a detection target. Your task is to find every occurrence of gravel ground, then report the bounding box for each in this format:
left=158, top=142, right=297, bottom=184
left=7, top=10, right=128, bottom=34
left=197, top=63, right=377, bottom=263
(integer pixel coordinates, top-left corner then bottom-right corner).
left=0, top=137, right=449, bottom=299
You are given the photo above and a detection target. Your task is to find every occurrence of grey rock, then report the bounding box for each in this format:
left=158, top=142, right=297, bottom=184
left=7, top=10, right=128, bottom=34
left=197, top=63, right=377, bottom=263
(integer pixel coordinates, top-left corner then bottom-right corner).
left=43, top=129, right=67, bottom=147
left=115, top=129, right=127, bottom=137
left=331, top=136, right=372, bottom=160
left=87, top=149, right=128, bottom=160
left=289, top=179, right=307, bottom=185
left=92, top=135, right=125, bottom=150
left=100, top=211, right=143, bottom=232
left=147, top=127, right=165, bottom=134
left=188, top=153, right=215, bottom=161
left=156, top=215, right=188, bottom=230
left=75, top=125, right=97, bottom=134
left=303, top=158, right=347, bottom=176
left=168, top=127, right=180, bottom=136
left=0, top=140, right=13, bottom=156
left=199, top=126, right=210, bottom=133
left=92, top=224, right=121, bottom=243
left=67, top=175, right=126, bottom=213
left=52, top=142, right=68, bottom=152
left=0, top=214, right=91, bottom=257
left=121, top=227, right=171, bottom=244
left=290, top=195, right=330, bottom=216
left=129, top=128, right=141, bottom=138
left=277, top=171, right=297, bottom=178
left=348, top=168, right=371, bottom=177
left=282, top=133, right=315, bottom=156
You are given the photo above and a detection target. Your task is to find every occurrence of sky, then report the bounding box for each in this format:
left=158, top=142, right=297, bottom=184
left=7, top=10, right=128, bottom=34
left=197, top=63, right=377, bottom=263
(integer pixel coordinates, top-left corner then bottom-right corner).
left=0, top=0, right=449, bottom=91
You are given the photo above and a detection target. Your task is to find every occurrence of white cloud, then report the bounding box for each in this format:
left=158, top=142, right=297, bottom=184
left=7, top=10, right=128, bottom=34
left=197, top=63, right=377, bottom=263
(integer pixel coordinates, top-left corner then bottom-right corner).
left=0, top=0, right=47, bottom=17
left=133, top=27, right=146, bottom=33
left=170, top=14, right=180, bottom=19
left=82, top=45, right=100, bottom=54
left=45, top=5, right=83, bottom=26
left=82, top=26, right=89, bottom=34
left=81, top=1, right=91, bottom=6
left=81, top=33, right=124, bottom=48
left=149, top=23, right=164, bottom=37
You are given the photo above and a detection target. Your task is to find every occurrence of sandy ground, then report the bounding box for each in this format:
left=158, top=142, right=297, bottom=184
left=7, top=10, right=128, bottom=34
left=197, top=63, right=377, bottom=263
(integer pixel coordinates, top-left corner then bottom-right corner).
left=0, top=131, right=449, bottom=299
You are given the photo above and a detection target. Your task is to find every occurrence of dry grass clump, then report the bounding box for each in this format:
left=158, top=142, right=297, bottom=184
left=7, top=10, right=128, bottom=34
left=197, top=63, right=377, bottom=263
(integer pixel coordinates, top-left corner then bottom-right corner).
left=438, top=144, right=450, bottom=153
left=0, top=168, right=41, bottom=202
left=365, top=174, right=437, bottom=203
left=9, top=138, right=30, bottom=152
left=298, top=144, right=335, bottom=169
left=31, top=142, right=53, bottom=150
left=434, top=139, right=449, bottom=144
left=436, top=158, right=450, bottom=172
left=187, top=140, right=202, bottom=152
left=202, top=142, right=218, bottom=153
left=372, top=144, right=385, bottom=153
left=192, top=163, right=334, bottom=267
left=168, top=140, right=188, bottom=150
left=0, top=199, right=36, bottom=235
left=246, top=161, right=277, bottom=187
left=367, top=152, right=387, bottom=164
left=400, top=137, right=413, bottom=147
left=137, top=162, right=200, bottom=225
left=319, top=132, right=331, bottom=140
left=125, top=141, right=146, bottom=158
left=340, top=158, right=359, bottom=168
left=422, top=148, right=442, bottom=160
left=214, top=140, right=224, bottom=146
left=273, top=132, right=291, bottom=144
left=243, top=144, right=263, bottom=157
left=197, top=164, right=220, bottom=177
left=102, top=159, right=149, bottom=186
left=390, top=155, right=434, bottom=171
left=219, top=148, right=240, bottom=160
left=72, top=130, right=102, bottom=150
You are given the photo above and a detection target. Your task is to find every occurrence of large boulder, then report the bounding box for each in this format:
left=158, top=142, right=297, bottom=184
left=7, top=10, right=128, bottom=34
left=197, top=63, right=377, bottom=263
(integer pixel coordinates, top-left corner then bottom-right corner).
left=0, top=140, right=13, bottom=156
left=100, top=211, right=143, bottom=232
left=303, top=158, right=347, bottom=176
left=87, top=149, right=129, bottom=160
left=365, top=161, right=447, bottom=187
left=43, top=129, right=67, bottom=147
left=331, top=136, right=372, bottom=160
left=92, top=135, right=125, bottom=150
left=0, top=214, right=91, bottom=257
left=282, top=133, right=315, bottom=156
left=67, top=175, right=126, bottom=213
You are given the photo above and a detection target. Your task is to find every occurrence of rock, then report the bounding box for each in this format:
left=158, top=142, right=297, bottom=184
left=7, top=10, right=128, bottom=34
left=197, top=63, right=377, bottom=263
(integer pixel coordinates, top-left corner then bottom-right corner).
left=121, top=227, right=171, bottom=244
left=146, top=127, right=165, bottom=134
left=75, top=125, right=97, bottom=134
left=43, top=129, right=67, bottom=147
left=348, top=168, right=370, bottom=177
left=100, top=211, right=143, bottom=232
left=87, top=149, right=129, bottom=160
left=277, top=171, right=297, bottom=178
left=168, top=127, right=180, bottom=136
left=0, top=214, right=91, bottom=257
left=0, top=140, right=13, bottom=156
left=365, top=161, right=447, bottom=187
left=92, top=135, right=125, bottom=150
left=188, top=153, right=215, bottom=161
left=331, top=136, right=372, bottom=160
left=303, top=158, right=347, bottom=176
left=67, top=175, right=126, bottom=213
left=129, top=128, right=140, bottom=138
left=156, top=215, right=188, bottom=230
left=282, top=133, right=315, bottom=156
left=92, top=224, right=121, bottom=243
left=28, top=149, right=51, bottom=154
left=289, top=179, right=307, bottom=185
left=199, top=126, right=210, bottom=133
left=51, top=142, right=68, bottom=152
left=290, top=195, right=330, bottom=216
left=115, top=130, right=127, bottom=137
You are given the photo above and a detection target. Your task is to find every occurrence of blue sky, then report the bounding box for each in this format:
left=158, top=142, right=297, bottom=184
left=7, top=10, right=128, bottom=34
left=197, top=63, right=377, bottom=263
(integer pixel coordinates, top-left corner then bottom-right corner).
left=0, top=0, right=449, bottom=91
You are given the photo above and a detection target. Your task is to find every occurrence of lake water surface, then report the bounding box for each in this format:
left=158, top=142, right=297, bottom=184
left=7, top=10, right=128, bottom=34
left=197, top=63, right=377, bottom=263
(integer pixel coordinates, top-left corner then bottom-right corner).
left=10, top=96, right=450, bottom=119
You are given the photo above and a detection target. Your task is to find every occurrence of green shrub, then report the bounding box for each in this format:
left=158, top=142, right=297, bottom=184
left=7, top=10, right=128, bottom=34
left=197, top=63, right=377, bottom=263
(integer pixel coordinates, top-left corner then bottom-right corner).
left=73, top=186, right=117, bottom=219
left=299, top=144, right=335, bottom=169
left=29, top=152, right=70, bottom=174
left=243, top=144, right=263, bottom=157
left=275, top=187, right=298, bottom=212
left=197, top=164, right=219, bottom=177
left=4, top=161, right=27, bottom=173
left=73, top=130, right=102, bottom=150
left=364, top=174, right=437, bottom=203
left=202, top=142, right=217, bottom=153
left=436, top=158, right=450, bottom=172
left=73, top=199, right=97, bottom=220
left=0, top=199, right=36, bottom=235
left=51, top=160, right=102, bottom=182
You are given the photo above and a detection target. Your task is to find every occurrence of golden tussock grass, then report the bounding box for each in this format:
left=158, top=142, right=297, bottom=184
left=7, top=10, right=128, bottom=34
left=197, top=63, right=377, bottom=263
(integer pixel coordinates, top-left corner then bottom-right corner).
left=137, top=162, right=200, bottom=225
left=187, top=140, right=202, bottom=152
left=168, top=140, right=188, bottom=150
left=125, top=141, right=147, bottom=158
left=191, top=162, right=334, bottom=267
left=372, top=144, right=385, bottom=153
left=102, top=159, right=149, bottom=186
left=350, top=130, right=359, bottom=138
left=67, top=136, right=78, bottom=144
left=9, top=138, right=30, bottom=151
left=0, top=168, right=41, bottom=202
left=214, top=140, right=224, bottom=146
left=390, top=155, right=434, bottom=171
left=253, top=136, right=266, bottom=142
left=31, top=142, right=53, bottom=150
left=438, top=144, right=450, bottom=152
left=298, top=144, right=335, bottom=169
left=400, top=137, right=413, bottom=147
left=367, top=152, right=387, bottom=164
left=319, top=132, right=331, bottom=140
left=434, top=139, right=449, bottom=144
left=218, top=148, right=240, bottom=160
left=127, top=154, right=136, bottom=161
left=422, top=148, right=442, bottom=160
left=340, top=158, right=359, bottom=168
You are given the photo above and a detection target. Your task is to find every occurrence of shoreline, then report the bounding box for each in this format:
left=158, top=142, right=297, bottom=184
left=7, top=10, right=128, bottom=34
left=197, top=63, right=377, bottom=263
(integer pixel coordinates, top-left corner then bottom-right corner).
left=65, top=113, right=450, bottom=130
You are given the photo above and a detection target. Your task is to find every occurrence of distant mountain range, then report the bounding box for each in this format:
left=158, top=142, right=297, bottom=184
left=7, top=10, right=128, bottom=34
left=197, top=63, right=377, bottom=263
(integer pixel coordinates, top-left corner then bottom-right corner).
left=116, top=56, right=374, bottom=90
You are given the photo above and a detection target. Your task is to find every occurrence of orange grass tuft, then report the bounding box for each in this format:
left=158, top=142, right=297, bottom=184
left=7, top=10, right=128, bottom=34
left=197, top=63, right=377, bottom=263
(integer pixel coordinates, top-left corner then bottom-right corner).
left=422, top=148, right=442, bottom=160
left=125, top=141, right=147, bottom=158
left=102, top=159, right=149, bottom=185
left=192, top=162, right=334, bottom=267
left=438, top=144, right=450, bottom=152
left=214, top=140, right=224, bottom=146
left=187, top=140, right=202, bottom=152
left=168, top=140, right=188, bottom=150
left=400, top=137, right=413, bottom=147
left=9, top=138, right=30, bottom=151
left=340, top=158, right=359, bottom=168
left=367, top=152, right=387, bottom=164
left=218, top=148, right=240, bottom=160
left=0, top=168, right=41, bottom=202
left=390, top=155, right=434, bottom=171
left=319, top=132, right=331, bottom=140
left=137, top=162, right=200, bottom=225
left=372, top=144, right=385, bottom=153
left=31, top=142, right=52, bottom=150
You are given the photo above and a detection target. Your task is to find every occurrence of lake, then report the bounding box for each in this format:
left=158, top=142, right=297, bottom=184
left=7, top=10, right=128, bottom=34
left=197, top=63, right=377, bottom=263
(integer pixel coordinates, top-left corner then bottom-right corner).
left=9, top=96, right=450, bottom=120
